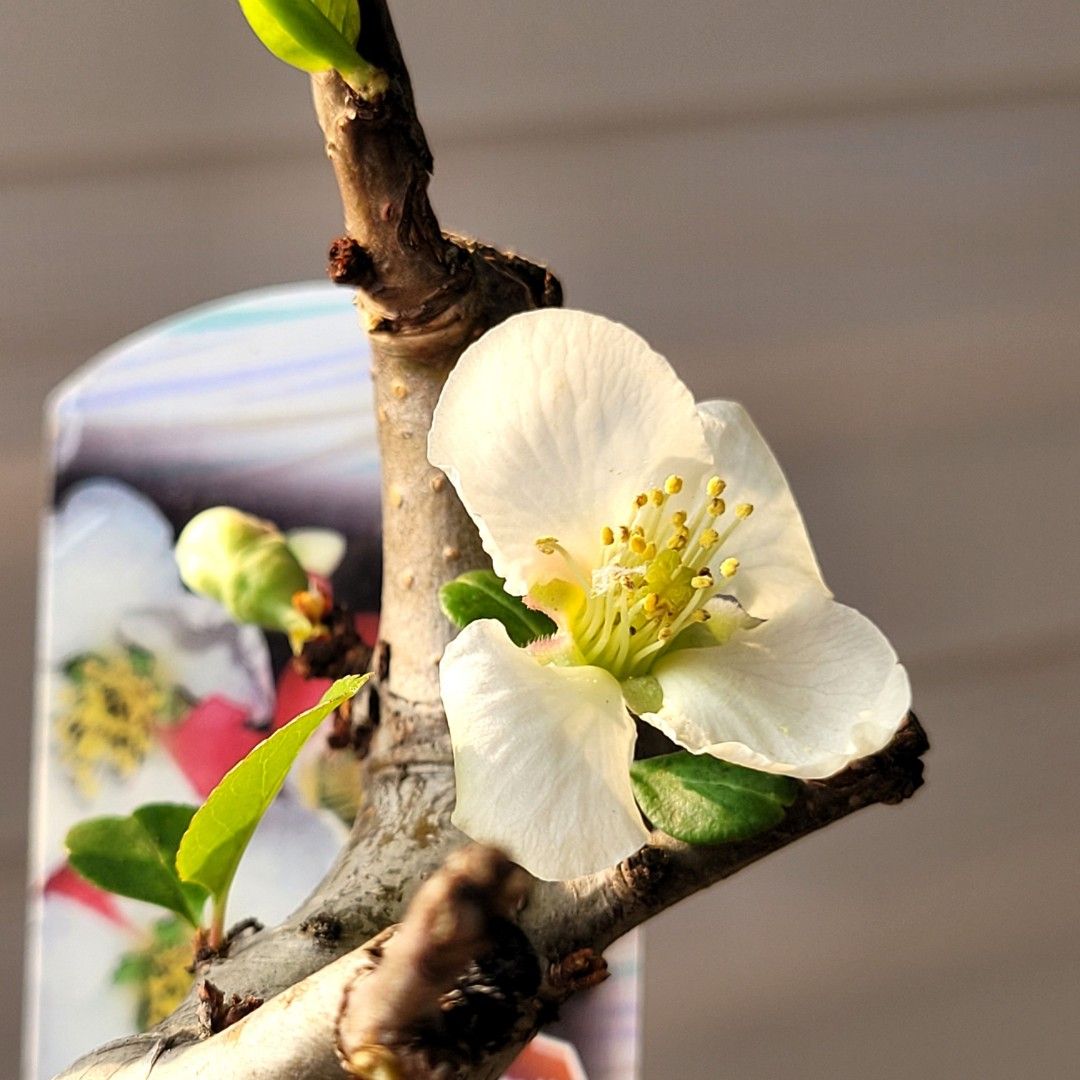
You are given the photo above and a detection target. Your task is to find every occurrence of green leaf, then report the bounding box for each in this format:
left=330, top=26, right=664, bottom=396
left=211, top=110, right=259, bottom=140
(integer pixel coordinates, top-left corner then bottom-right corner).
left=176, top=674, right=368, bottom=906
left=630, top=752, right=798, bottom=845
left=440, top=570, right=557, bottom=648
left=236, top=0, right=384, bottom=93
left=66, top=803, right=206, bottom=926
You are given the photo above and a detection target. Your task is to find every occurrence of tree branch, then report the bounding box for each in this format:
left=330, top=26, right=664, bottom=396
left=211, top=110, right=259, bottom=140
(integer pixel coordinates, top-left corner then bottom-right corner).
left=54, top=4, right=928, bottom=1077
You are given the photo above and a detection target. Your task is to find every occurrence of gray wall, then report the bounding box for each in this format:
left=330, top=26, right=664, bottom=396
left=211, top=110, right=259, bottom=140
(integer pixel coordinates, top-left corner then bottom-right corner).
left=3, top=2, right=1079, bottom=1076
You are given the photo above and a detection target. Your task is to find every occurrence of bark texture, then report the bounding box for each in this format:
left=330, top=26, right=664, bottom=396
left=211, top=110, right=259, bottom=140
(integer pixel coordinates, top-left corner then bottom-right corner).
left=54, top=4, right=927, bottom=1077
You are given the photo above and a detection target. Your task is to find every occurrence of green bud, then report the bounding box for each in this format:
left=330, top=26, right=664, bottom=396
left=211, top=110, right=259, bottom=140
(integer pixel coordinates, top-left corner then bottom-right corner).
left=176, top=507, right=313, bottom=645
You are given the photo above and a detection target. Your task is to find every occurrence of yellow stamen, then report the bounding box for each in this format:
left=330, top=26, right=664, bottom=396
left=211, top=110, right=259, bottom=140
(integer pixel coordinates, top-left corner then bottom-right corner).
left=736, top=503, right=754, bottom=519
left=535, top=536, right=559, bottom=554
left=671, top=510, right=687, bottom=527
left=650, top=488, right=665, bottom=506
left=719, top=557, right=740, bottom=577
left=691, top=572, right=713, bottom=588
left=634, top=493, right=649, bottom=508
left=699, top=528, right=719, bottom=548
left=601, top=526, right=615, bottom=546
left=707, top=476, right=727, bottom=497
left=709, top=498, right=726, bottom=516
left=630, top=535, right=647, bottom=555
left=664, top=474, right=684, bottom=495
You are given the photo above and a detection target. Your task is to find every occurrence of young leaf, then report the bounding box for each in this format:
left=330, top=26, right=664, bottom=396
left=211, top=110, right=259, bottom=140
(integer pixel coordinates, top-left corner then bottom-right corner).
left=66, top=803, right=205, bottom=926
left=630, top=752, right=798, bottom=845
left=440, top=570, right=557, bottom=647
left=176, top=674, right=368, bottom=908
left=236, top=0, right=386, bottom=96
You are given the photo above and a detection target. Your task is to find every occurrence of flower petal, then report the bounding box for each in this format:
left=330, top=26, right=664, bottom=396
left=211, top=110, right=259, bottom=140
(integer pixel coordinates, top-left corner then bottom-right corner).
left=121, top=593, right=275, bottom=722
left=441, top=619, right=649, bottom=880
left=429, top=310, right=711, bottom=595
left=646, top=597, right=910, bottom=778
left=48, top=480, right=180, bottom=662
left=697, top=400, right=828, bottom=619
left=36, top=891, right=138, bottom=1078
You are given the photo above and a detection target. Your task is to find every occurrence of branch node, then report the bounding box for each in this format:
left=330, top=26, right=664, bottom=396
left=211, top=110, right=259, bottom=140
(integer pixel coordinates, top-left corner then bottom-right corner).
left=329, top=235, right=378, bottom=288
left=196, top=979, right=263, bottom=1036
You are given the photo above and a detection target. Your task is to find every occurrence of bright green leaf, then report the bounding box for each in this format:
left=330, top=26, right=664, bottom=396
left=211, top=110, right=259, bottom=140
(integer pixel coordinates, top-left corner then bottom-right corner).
left=176, top=674, right=368, bottom=906
left=66, top=803, right=206, bottom=926
left=630, top=752, right=798, bottom=845
left=236, top=0, right=385, bottom=94
left=440, top=570, right=557, bottom=647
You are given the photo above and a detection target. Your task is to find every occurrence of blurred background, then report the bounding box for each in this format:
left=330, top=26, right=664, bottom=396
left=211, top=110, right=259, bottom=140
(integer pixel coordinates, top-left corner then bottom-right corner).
left=2, top=2, right=1079, bottom=1076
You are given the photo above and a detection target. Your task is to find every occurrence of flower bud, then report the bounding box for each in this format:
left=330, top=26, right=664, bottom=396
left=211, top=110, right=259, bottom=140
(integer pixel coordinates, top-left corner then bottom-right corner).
left=175, top=507, right=314, bottom=649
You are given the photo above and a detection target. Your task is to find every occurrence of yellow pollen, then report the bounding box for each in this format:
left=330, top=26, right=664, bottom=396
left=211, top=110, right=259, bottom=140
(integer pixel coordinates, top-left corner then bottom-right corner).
left=644, top=592, right=660, bottom=615
left=630, top=535, right=647, bottom=555
left=535, top=536, right=559, bottom=554
left=666, top=535, right=687, bottom=551
left=671, top=510, right=687, bottom=527
left=650, top=488, right=665, bottom=506
left=691, top=610, right=711, bottom=623
left=601, top=526, right=615, bottom=546
left=707, top=476, right=727, bottom=497
left=736, top=503, right=754, bottom=519
left=720, top=557, right=740, bottom=577
left=709, top=498, right=726, bottom=516
left=644, top=542, right=657, bottom=559
left=699, top=528, right=719, bottom=548
left=664, top=474, right=684, bottom=495
left=691, top=572, right=713, bottom=588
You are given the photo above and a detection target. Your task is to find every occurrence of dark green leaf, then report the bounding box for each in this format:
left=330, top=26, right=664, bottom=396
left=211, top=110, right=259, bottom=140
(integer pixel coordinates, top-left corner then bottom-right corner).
left=630, top=752, right=798, bottom=845
left=440, top=570, right=557, bottom=647
left=176, top=674, right=368, bottom=905
left=66, top=803, right=206, bottom=926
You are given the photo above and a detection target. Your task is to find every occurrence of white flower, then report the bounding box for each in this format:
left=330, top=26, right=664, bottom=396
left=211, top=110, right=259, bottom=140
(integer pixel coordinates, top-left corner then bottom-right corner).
left=38, top=479, right=275, bottom=866
left=429, top=309, right=910, bottom=880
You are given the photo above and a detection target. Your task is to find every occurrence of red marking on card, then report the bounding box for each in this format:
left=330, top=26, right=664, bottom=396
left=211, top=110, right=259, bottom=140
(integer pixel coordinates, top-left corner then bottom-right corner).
left=44, top=865, right=132, bottom=929
left=504, top=1033, right=588, bottom=1080
left=159, top=696, right=263, bottom=798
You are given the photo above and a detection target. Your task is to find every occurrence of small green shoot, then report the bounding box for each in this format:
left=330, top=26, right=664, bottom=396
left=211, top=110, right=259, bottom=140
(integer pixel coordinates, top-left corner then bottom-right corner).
left=176, top=674, right=368, bottom=945
left=237, top=0, right=388, bottom=98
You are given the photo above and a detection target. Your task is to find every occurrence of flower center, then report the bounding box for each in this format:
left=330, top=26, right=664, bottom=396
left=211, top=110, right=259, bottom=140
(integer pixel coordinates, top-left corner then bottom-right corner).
left=56, top=649, right=170, bottom=797
left=533, top=473, right=753, bottom=680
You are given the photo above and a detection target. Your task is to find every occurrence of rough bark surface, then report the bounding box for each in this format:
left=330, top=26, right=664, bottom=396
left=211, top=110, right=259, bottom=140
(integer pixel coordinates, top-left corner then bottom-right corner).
left=55, top=4, right=927, bottom=1077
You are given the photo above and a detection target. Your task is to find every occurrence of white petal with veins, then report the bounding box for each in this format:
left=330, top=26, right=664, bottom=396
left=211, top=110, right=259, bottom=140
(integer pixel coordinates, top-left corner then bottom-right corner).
left=441, top=619, right=649, bottom=880
left=429, top=309, right=712, bottom=596
left=697, top=399, right=828, bottom=619
left=646, top=596, right=910, bottom=778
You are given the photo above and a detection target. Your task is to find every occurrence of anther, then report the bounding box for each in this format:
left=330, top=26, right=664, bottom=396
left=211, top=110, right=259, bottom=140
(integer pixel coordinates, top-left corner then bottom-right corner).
left=707, top=476, right=727, bottom=497
left=699, top=528, right=719, bottom=548
left=601, top=526, right=615, bottom=546
left=618, top=525, right=631, bottom=542
left=736, top=503, right=754, bottom=519
left=658, top=626, right=674, bottom=642
left=644, top=542, right=657, bottom=559
left=664, top=474, right=684, bottom=495
left=535, top=536, right=558, bottom=555
left=691, top=610, right=711, bottom=623
left=671, top=510, right=687, bottom=527
left=719, top=557, right=740, bottom=577
left=709, top=498, right=726, bottom=516
left=630, top=536, right=647, bottom=555
left=691, top=572, right=713, bottom=588
left=635, top=493, right=649, bottom=508
left=650, top=488, right=665, bottom=506
left=644, top=593, right=660, bottom=615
